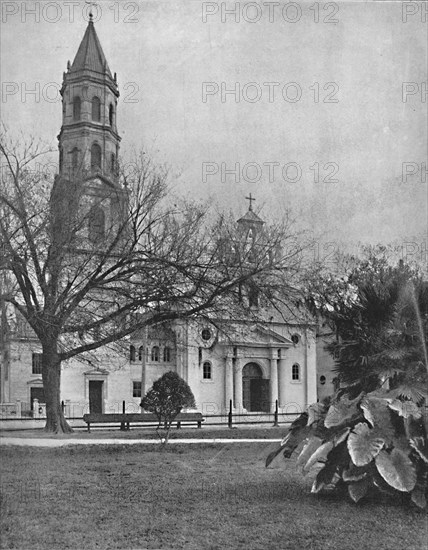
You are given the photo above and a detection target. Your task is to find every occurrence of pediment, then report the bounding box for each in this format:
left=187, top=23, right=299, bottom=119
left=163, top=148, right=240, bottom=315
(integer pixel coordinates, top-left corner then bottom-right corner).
left=254, top=325, right=294, bottom=346
left=218, top=324, right=293, bottom=347
left=83, top=368, right=109, bottom=376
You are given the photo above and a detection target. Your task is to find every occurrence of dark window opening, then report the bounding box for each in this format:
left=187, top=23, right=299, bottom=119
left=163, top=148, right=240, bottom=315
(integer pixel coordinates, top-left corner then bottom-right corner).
left=73, top=96, right=81, bottom=121
left=201, top=328, right=211, bottom=341
left=71, top=148, right=79, bottom=172
left=248, top=285, right=259, bottom=308
left=32, top=353, right=43, bottom=375
left=291, top=334, right=299, bottom=345
left=109, top=104, right=114, bottom=126
left=320, top=375, right=326, bottom=386
left=88, top=206, right=105, bottom=244
left=203, top=361, right=212, bottom=380
left=151, top=346, right=160, bottom=362
left=138, top=346, right=144, bottom=361
left=130, top=345, right=136, bottom=362
left=292, top=363, right=300, bottom=381
left=92, top=96, right=101, bottom=122
left=163, top=347, right=171, bottom=362
left=91, top=143, right=102, bottom=170
left=133, top=381, right=142, bottom=398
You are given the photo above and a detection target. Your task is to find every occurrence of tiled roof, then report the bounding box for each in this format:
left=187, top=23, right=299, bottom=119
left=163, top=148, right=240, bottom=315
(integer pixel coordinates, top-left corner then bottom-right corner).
left=70, top=20, right=112, bottom=77
left=237, top=209, right=265, bottom=224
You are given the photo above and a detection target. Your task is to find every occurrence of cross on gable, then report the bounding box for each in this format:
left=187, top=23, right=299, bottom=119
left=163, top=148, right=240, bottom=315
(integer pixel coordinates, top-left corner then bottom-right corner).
left=245, top=193, right=256, bottom=211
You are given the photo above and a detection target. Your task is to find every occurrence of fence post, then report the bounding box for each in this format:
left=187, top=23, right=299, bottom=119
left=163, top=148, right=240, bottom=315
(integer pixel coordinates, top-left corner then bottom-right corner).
left=228, top=399, right=233, bottom=429
left=273, top=399, right=279, bottom=427
left=120, top=400, right=126, bottom=431
left=61, top=400, right=65, bottom=413
left=33, top=398, right=39, bottom=418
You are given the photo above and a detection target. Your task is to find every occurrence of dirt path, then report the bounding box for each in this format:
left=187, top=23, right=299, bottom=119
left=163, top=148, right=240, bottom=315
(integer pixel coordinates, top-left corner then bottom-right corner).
left=0, top=437, right=282, bottom=447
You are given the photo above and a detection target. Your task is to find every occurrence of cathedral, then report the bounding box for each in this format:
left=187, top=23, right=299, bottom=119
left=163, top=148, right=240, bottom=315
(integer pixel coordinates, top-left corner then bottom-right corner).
left=0, top=18, right=330, bottom=423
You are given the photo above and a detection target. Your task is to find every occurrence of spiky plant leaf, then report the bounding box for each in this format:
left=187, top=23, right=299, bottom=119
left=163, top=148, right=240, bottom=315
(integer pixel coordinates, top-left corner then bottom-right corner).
left=324, top=394, right=363, bottom=429
left=411, top=466, right=428, bottom=509
left=360, top=396, right=395, bottom=442
left=333, top=427, right=351, bottom=446
left=348, top=478, right=370, bottom=503
left=375, top=448, right=417, bottom=492
left=303, top=441, right=334, bottom=473
left=409, top=437, right=428, bottom=464
left=311, top=465, right=336, bottom=494
left=266, top=412, right=310, bottom=467
left=342, top=461, right=370, bottom=482
left=411, top=487, right=427, bottom=509
left=388, top=385, right=427, bottom=405
left=307, top=402, right=327, bottom=426
left=347, top=423, right=385, bottom=466
left=265, top=445, right=286, bottom=468
left=388, top=399, right=422, bottom=419
left=297, top=437, right=323, bottom=471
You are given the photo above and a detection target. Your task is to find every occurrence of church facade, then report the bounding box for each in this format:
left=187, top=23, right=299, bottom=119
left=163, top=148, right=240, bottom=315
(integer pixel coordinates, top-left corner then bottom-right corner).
left=0, top=19, right=320, bottom=421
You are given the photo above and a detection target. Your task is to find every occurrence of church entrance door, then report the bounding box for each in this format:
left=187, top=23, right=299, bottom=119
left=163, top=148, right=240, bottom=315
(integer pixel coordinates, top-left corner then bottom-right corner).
left=242, top=363, right=270, bottom=412
left=89, top=380, right=103, bottom=413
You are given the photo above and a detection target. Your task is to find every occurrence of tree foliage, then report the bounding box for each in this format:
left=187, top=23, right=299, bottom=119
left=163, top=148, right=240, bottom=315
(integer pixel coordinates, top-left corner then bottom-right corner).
left=0, top=128, right=305, bottom=433
left=309, top=247, right=427, bottom=399
left=140, top=371, right=196, bottom=443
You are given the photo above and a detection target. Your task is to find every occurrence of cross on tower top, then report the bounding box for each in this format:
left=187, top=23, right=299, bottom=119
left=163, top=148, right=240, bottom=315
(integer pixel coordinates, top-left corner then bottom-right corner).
left=245, top=193, right=256, bottom=211
left=85, top=1, right=98, bottom=20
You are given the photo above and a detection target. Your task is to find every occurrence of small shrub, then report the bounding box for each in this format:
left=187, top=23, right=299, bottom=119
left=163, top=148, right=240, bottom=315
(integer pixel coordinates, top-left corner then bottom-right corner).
left=141, top=371, right=196, bottom=443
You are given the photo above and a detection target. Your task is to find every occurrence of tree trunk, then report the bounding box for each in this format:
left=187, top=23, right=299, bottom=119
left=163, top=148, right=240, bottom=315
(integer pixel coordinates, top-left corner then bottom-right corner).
left=42, top=341, right=73, bottom=434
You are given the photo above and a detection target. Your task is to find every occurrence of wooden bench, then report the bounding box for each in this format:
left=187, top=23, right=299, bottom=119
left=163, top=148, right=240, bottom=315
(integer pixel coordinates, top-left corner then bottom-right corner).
left=82, top=412, right=205, bottom=432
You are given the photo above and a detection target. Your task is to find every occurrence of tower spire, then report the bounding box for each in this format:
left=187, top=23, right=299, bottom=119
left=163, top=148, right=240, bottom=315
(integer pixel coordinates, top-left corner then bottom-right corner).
left=58, top=20, right=120, bottom=185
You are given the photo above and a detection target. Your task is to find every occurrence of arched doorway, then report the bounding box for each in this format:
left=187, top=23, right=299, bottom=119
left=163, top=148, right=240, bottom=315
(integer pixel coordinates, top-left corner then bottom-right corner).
left=242, top=363, right=269, bottom=412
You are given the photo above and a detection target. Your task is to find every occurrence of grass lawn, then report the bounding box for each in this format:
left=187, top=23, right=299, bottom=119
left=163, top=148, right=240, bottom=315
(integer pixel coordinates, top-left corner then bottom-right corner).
left=0, top=442, right=426, bottom=550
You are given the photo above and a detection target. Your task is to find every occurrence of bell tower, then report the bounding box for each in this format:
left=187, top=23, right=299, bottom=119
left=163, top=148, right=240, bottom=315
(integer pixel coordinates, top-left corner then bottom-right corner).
left=53, top=16, right=126, bottom=247
left=58, top=14, right=120, bottom=186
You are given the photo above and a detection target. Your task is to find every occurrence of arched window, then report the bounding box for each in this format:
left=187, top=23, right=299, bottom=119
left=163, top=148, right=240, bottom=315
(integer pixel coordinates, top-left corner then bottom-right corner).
left=109, top=104, right=114, bottom=126
left=88, top=206, right=105, bottom=244
left=73, top=96, right=81, bottom=121
left=71, top=148, right=79, bottom=172
left=138, top=346, right=144, bottom=361
left=91, top=143, right=102, bottom=170
left=130, top=345, right=136, bottom=362
left=92, top=96, right=101, bottom=122
left=248, top=284, right=259, bottom=308
left=320, top=375, right=326, bottom=386
left=203, top=361, right=212, bottom=380
left=151, top=346, right=160, bottom=362
left=292, top=363, right=300, bottom=381
left=163, top=347, right=171, bottom=362
left=110, top=153, right=116, bottom=173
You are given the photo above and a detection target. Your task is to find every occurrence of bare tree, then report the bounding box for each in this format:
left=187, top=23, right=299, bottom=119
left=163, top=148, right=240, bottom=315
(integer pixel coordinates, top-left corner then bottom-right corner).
left=0, top=129, right=306, bottom=433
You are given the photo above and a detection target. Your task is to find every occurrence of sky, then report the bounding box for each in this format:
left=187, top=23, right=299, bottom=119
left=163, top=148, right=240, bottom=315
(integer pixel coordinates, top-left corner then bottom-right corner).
left=1, top=0, right=427, bottom=264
